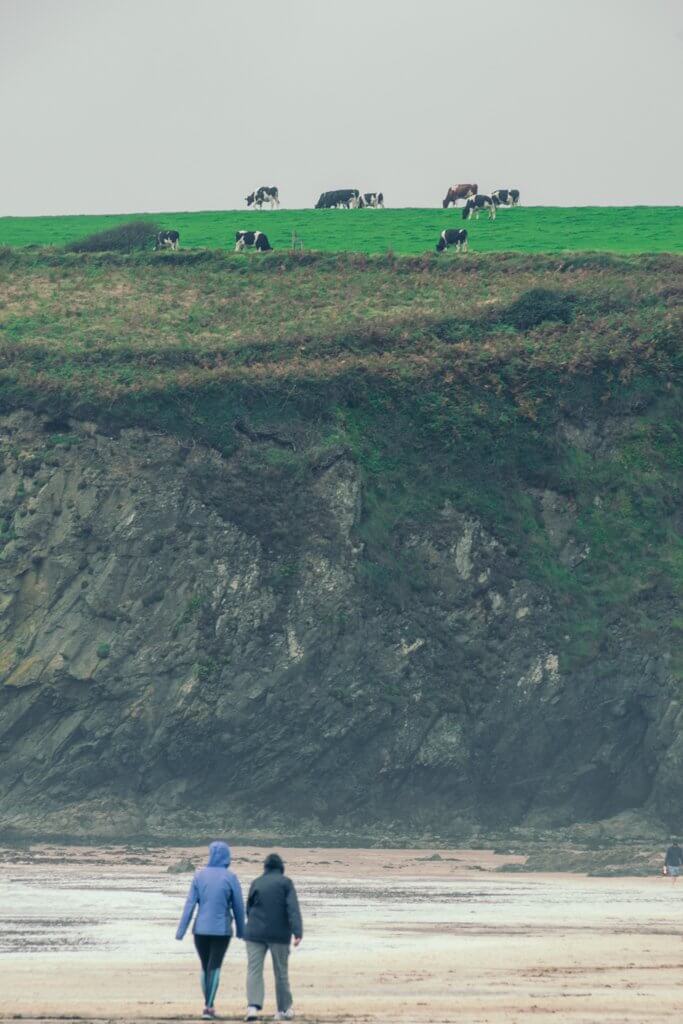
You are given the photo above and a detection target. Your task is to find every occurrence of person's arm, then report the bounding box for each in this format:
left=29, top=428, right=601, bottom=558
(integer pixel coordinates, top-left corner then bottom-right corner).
left=286, top=879, right=303, bottom=943
left=230, top=874, right=246, bottom=939
left=176, top=875, right=199, bottom=940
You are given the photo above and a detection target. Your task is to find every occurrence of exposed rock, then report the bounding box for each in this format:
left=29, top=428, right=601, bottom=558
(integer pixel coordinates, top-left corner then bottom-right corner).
left=167, top=857, right=197, bottom=874
left=559, top=414, right=638, bottom=456
left=532, top=488, right=590, bottom=569
left=0, top=411, right=680, bottom=840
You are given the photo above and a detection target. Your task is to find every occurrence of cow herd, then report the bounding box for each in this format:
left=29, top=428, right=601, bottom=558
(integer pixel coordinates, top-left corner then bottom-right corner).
left=152, top=182, right=521, bottom=255
left=243, top=185, right=518, bottom=213
left=314, top=189, right=385, bottom=209
left=242, top=187, right=384, bottom=211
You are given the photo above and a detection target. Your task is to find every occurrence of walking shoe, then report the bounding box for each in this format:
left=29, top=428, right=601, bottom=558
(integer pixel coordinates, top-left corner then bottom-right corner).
left=273, top=1011, right=295, bottom=1021
left=245, top=1008, right=260, bottom=1022
left=202, top=1010, right=216, bottom=1020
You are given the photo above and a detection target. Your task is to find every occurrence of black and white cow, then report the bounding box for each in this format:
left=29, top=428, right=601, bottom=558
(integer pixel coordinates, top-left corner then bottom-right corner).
left=315, top=189, right=362, bottom=209
left=435, top=228, right=468, bottom=253
left=155, top=229, right=180, bottom=250
left=245, top=186, right=280, bottom=209
left=492, top=189, right=520, bottom=207
left=361, top=192, right=385, bottom=208
left=235, top=230, right=272, bottom=252
left=462, top=195, right=496, bottom=221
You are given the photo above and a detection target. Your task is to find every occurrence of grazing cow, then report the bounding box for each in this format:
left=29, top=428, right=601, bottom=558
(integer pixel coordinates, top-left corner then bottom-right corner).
left=462, top=195, right=496, bottom=220
left=492, top=189, right=520, bottom=207
left=315, top=189, right=362, bottom=209
left=360, top=192, right=385, bottom=208
left=435, top=228, right=468, bottom=253
left=155, top=229, right=180, bottom=251
left=235, top=230, right=272, bottom=252
left=245, top=186, right=280, bottom=209
left=442, top=183, right=478, bottom=208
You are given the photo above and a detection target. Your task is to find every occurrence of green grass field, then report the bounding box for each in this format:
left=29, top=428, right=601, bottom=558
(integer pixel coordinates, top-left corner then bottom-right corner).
left=1, top=206, right=681, bottom=254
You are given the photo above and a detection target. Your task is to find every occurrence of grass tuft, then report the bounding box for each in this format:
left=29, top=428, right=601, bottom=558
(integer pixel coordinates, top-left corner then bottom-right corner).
left=65, top=220, right=160, bottom=254
left=496, top=288, right=576, bottom=330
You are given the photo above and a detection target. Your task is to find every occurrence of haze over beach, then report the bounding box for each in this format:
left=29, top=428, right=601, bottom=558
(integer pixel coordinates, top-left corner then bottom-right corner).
left=1, top=2, right=683, bottom=1024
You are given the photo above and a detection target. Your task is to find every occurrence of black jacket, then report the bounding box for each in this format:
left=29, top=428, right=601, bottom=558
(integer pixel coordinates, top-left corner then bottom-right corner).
left=665, top=844, right=683, bottom=867
left=244, top=868, right=303, bottom=944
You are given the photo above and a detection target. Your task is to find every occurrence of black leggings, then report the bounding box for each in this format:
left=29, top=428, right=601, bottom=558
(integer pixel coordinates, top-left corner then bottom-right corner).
left=194, top=934, right=230, bottom=971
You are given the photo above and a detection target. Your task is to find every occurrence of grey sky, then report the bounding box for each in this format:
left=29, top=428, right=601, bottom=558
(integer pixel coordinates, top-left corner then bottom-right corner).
left=2, top=0, right=682, bottom=215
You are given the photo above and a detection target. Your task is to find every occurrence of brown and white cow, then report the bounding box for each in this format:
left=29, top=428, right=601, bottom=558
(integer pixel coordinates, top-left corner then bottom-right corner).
left=442, top=183, right=478, bottom=208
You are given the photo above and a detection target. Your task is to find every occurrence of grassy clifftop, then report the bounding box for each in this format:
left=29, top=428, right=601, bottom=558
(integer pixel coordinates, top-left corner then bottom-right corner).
left=1, top=248, right=682, bottom=679
left=1, top=206, right=682, bottom=254
left=1, top=248, right=679, bottom=396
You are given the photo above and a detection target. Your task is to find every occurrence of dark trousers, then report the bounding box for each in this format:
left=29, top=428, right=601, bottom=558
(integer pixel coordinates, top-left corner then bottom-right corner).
left=194, top=934, right=230, bottom=1007
left=194, top=933, right=230, bottom=970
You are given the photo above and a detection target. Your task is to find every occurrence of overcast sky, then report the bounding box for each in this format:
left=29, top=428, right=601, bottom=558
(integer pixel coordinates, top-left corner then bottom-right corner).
left=2, top=0, right=682, bottom=215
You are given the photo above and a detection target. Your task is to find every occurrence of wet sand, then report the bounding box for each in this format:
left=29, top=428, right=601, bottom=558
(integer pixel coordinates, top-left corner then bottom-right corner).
left=1, top=845, right=682, bottom=1023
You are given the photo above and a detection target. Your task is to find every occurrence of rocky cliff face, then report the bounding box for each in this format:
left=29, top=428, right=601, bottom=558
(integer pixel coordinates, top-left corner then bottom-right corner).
left=0, top=410, right=679, bottom=840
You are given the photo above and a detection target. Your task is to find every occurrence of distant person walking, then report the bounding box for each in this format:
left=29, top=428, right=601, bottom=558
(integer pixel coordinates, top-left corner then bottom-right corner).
left=244, top=853, right=303, bottom=1022
left=664, top=838, right=683, bottom=882
left=176, top=840, right=245, bottom=1019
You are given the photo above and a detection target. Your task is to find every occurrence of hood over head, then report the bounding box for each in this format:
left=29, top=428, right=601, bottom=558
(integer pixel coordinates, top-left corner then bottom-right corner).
left=207, top=840, right=231, bottom=868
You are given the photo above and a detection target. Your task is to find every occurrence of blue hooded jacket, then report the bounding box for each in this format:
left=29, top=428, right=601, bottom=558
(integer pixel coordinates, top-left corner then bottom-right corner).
left=176, top=841, right=245, bottom=939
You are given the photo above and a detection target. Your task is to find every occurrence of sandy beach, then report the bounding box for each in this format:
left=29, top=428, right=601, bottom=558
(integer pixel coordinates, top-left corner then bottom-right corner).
left=1, top=844, right=682, bottom=1024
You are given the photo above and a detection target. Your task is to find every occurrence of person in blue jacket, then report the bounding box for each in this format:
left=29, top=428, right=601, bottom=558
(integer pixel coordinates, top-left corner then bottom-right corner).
left=176, top=840, right=245, bottom=1019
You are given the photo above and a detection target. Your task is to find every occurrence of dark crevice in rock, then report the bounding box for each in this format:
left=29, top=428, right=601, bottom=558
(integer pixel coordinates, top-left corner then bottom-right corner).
left=233, top=418, right=297, bottom=451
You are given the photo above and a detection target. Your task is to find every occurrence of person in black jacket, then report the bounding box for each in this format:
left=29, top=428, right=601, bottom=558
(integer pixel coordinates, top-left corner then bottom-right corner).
left=664, top=838, right=683, bottom=882
left=244, top=853, right=303, bottom=1022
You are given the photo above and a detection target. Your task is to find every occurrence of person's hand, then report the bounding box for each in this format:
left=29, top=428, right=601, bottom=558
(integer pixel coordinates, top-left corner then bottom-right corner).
left=293, top=936, right=302, bottom=947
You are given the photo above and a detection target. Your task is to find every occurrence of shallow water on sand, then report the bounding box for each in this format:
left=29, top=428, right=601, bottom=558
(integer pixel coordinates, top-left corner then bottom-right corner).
left=1, top=867, right=681, bottom=959
left=2, top=850, right=683, bottom=1022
